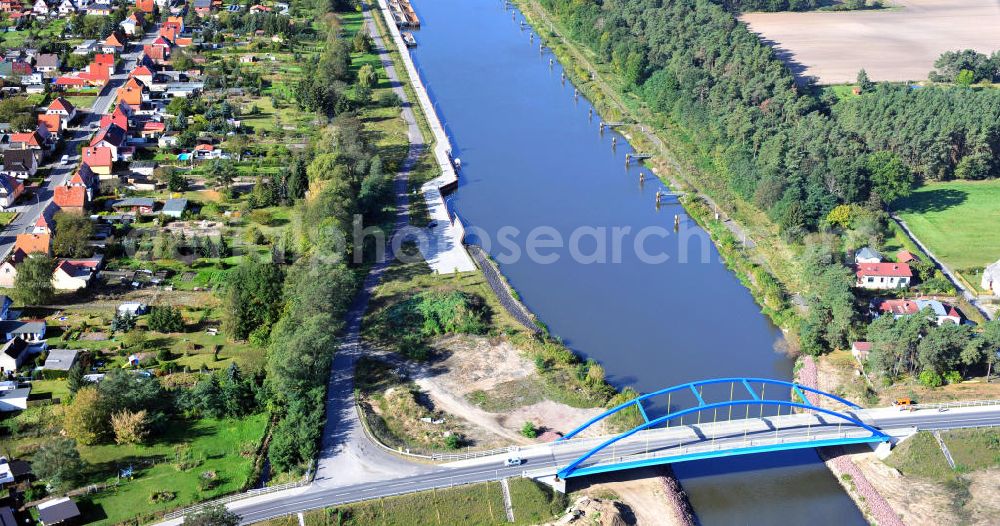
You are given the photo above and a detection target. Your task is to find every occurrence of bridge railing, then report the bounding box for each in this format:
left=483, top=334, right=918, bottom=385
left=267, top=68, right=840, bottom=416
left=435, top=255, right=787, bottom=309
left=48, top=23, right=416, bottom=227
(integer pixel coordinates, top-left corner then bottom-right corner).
left=572, top=427, right=877, bottom=474
left=912, top=399, right=1000, bottom=410
left=160, top=475, right=311, bottom=521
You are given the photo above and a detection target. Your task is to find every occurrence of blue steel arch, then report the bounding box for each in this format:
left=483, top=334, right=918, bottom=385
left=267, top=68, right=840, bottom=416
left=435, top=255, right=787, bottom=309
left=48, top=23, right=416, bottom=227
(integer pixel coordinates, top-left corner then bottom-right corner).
left=556, top=378, right=890, bottom=480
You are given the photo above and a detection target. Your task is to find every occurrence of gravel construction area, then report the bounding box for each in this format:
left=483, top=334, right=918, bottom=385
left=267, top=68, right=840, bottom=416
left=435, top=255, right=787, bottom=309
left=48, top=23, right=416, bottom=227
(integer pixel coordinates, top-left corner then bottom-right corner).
left=741, top=0, right=1000, bottom=84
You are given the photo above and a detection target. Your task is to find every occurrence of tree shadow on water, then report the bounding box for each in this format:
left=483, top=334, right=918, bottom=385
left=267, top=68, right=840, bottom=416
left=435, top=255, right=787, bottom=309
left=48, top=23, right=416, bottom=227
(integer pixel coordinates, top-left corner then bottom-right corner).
left=894, top=188, right=968, bottom=214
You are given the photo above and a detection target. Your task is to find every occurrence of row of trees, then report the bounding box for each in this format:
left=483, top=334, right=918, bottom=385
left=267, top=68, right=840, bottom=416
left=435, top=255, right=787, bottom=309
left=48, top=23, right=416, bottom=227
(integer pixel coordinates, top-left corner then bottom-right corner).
left=539, top=0, right=1000, bottom=234
left=929, top=49, right=1000, bottom=84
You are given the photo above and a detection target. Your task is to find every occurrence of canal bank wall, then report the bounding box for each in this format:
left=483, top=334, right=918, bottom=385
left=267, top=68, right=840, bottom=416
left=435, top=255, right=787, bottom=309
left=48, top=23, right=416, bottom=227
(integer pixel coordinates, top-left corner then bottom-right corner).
left=374, top=0, right=475, bottom=274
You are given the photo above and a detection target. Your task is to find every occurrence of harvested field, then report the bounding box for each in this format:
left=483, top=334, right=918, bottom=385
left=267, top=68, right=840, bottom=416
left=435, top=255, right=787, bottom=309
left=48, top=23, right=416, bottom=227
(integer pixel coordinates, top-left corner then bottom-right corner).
left=742, top=0, right=1000, bottom=84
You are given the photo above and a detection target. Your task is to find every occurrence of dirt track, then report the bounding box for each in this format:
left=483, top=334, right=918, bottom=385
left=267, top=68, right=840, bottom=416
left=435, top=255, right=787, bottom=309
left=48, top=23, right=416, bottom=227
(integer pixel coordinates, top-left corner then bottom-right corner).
left=742, top=0, right=1000, bottom=84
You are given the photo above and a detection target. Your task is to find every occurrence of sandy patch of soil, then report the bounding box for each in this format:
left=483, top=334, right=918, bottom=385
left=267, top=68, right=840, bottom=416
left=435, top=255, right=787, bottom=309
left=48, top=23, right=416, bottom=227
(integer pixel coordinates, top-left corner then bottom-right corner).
left=409, top=334, right=605, bottom=446
left=965, top=467, right=1000, bottom=525
left=849, top=450, right=954, bottom=525
left=573, top=469, right=693, bottom=526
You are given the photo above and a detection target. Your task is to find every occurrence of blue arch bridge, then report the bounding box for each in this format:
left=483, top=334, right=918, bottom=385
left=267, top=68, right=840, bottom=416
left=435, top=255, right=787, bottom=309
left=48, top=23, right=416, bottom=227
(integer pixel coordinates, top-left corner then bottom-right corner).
left=516, top=377, right=945, bottom=488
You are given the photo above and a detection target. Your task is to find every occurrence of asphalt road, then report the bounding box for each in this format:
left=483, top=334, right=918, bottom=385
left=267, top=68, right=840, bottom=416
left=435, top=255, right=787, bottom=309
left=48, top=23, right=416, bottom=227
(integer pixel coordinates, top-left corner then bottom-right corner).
left=184, top=403, right=1000, bottom=525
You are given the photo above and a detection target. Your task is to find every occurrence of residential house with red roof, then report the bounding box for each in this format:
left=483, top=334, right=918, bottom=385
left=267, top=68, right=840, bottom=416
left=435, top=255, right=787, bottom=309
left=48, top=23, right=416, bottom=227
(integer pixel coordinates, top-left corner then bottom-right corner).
left=90, top=124, right=127, bottom=161
left=143, top=44, right=168, bottom=64
left=0, top=0, right=23, bottom=14
left=134, top=0, right=154, bottom=13
left=102, top=30, right=128, bottom=54
left=129, top=64, right=153, bottom=85
left=46, top=97, right=76, bottom=122
left=873, top=298, right=962, bottom=326
left=82, top=146, right=114, bottom=177
left=117, top=76, right=146, bottom=106
left=159, top=22, right=180, bottom=42
left=99, top=104, right=131, bottom=131
left=139, top=121, right=165, bottom=140
left=37, top=114, right=63, bottom=135
left=53, top=185, right=88, bottom=214
left=855, top=262, right=912, bottom=290
left=14, top=231, right=50, bottom=255
left=53, top=257, right=103, bottom=290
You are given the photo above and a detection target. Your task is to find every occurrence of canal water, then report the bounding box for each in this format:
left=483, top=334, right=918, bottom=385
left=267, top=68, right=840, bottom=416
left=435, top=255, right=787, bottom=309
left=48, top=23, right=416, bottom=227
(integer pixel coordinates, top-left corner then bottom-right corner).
left=406, top=1, right=866, bottom=524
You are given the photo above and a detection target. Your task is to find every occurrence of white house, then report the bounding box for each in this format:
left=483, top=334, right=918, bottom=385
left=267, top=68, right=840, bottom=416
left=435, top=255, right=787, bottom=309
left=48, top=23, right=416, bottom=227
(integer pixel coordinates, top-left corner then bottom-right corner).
left=57, top=0, right=77, bottom=15
left=874, top=298, right=963, bottom=326
left=982, top=259, right=1000, bottom=296
left=0, top=338, right=29, bottom=374
left=32, top=0, right=49, bottom=17
left=855, top=262, right=912, bottom=290
left=0, top=381, right=29, bottom=411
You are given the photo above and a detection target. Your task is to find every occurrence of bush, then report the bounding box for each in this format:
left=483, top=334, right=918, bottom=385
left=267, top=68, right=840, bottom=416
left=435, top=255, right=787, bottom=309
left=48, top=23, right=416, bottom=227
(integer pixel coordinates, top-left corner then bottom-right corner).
left=944, top=370, right=963, bottom=385
left=919, top=370, right=944, bottom=388
left=373, top=291, right=489, bottom=358
left=521, top=421, right=538, bottom=438
left=378, top=92, right=401, bottom=108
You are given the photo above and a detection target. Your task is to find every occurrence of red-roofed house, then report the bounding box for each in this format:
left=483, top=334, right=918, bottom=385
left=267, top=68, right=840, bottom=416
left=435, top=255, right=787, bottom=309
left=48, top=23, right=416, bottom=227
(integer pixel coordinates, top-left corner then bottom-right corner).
left=897, top=250, right=917, bottom=264
left=134, top=0, right=154, bottom=13
left=82, top=146, right=114, bottom=176
left=129, top=65, right=153, bottom=85
left=53, top=257, right=103, bottom=290
left=117, top=76, right=146, bottom=106
left=55, top=75, right=89, bottom=88
left=89, top=125, right=127, bottom=160
left=100, top=107, right=130, bottom=131
left=874, top=298, right=962, bottom=326
left=37, top=113, right=63, bottom=135
left=140, top=121, right=165, bottom=139
left=102, top=30, right=128, bottom=54
left=14, top=232, right=50, bottom=255
left=47, top=96, right=77, bottom=121
left=855, top=262, right=912, bottom=290
left=143, top=44, right=168, bottom=64
left=94, top=53, right=115, bottom=68
left=851, top=342, right=871, bottom=363
left=160, top=23, right=180, bottom=42
left=53, top=185, right=88, bottom=213
left=9, top=131, right=44, bottom=150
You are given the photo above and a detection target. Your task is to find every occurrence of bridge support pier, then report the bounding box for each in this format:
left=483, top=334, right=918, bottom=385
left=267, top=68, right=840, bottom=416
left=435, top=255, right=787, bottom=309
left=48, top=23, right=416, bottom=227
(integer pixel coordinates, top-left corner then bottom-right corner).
left=535, top=475, right=567, bottom=494
left=873, top=441, right=894, bottom=460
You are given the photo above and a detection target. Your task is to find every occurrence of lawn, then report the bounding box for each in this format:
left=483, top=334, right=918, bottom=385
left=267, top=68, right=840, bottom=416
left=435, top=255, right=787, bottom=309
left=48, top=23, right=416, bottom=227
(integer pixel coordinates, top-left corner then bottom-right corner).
left=76, top=413, right=268, bottom=525
left=884, top=430, right=954, bottom=481
left=894, top=179, right=1000, bottom=271
left=941, top=428, right=1000, bottom=472
left=258, top=479, right=564, bottom=526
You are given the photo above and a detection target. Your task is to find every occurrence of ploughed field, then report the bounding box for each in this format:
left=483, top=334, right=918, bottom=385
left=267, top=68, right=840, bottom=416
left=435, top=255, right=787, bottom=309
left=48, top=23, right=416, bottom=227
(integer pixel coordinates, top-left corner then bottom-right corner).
left=741, top=0, right=1000, bottom=84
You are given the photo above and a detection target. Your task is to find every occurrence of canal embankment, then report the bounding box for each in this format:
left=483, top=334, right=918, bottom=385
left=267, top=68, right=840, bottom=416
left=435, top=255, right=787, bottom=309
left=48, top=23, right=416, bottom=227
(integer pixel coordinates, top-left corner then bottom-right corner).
left=797, top=356, right=906, bottom=526
left=374, top=0, right=475, bottom=274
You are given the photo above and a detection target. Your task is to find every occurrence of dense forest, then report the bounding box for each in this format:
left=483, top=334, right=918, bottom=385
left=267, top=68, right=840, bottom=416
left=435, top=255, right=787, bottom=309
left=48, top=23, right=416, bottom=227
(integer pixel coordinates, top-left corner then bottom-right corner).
left=539, top=0, right=1000, bottom=235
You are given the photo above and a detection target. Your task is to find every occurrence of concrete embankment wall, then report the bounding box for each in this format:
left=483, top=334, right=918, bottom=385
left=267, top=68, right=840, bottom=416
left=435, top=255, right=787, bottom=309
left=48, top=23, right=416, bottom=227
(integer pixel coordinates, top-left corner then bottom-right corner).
left=374, top=0, right=475, bottom=273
